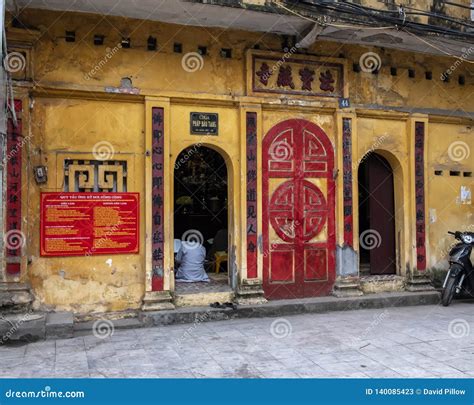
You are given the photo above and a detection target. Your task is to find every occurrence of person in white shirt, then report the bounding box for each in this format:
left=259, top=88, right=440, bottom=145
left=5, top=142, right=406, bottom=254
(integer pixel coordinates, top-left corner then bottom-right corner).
left=175, top=241, right=209, bottom=282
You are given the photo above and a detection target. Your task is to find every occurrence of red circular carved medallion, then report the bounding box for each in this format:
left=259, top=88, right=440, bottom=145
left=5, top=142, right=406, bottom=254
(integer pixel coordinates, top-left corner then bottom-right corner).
left=269, top=180, right=327, bottom=243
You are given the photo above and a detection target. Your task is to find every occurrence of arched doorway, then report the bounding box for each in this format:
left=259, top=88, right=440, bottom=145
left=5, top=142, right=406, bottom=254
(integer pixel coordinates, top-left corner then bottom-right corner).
left=358, top=152, right=396, bottom=275
left=173, top=145, right=230, bottom=291
left=262, top=119, right=336, bottom=299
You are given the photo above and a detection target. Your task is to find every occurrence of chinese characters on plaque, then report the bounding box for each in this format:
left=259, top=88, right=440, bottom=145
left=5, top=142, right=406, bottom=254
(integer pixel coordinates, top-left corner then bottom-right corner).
left=414, top=122, right=426, bottom=271
left=151, top=107, right=165, bottom=290
left=246, top=112, right=258, bottom=279
left=342, top=118, right=353, bottom=247
left=252, top=55, right=344, bottom=98
left=5, top=101, right=23, bottom=275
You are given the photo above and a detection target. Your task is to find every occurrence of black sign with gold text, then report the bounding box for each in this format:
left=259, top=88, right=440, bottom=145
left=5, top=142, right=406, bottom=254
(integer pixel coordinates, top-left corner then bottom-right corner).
left=190, top=112, right=218, bottom=135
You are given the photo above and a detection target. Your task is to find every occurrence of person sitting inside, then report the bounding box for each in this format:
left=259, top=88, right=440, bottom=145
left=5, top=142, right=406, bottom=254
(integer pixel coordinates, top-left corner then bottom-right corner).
left=175, top=240, right=209, bottom=283
left=207, top=228, right=228, bottom=261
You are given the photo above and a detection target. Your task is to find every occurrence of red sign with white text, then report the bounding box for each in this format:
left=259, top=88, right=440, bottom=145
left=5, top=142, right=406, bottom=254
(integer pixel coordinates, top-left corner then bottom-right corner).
left=40, top=193, right=139, bottom=257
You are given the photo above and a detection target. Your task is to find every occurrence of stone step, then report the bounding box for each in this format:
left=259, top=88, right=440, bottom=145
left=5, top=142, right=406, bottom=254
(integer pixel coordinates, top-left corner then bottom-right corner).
left=1, top=291, right=444, bottom=342
left=0, top=283, right=34, bottom=312
left=0, top=311, right=74, bottom=344
left=0, top=312, right=46, bottom=343
left=142, top=291, right=442, bottom=327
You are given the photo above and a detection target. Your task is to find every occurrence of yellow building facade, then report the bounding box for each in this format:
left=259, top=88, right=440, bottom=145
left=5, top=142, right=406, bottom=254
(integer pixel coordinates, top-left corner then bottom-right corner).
left=2, top=6, right=473, bottom=316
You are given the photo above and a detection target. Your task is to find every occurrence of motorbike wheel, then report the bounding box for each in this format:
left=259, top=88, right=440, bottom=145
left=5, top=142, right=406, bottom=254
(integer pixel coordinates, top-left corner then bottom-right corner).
left=442, top=276, right=458, bottom=307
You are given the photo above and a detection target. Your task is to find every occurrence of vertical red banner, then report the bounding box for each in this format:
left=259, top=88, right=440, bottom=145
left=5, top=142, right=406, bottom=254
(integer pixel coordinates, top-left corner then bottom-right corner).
left=246, top=112, right=258, bottom=279
left=5, top=101, right=23, bottom=275
left=414, top=122, right=426, bottom=271
left=151, top=108, right=165, bottom=290
left=342, top=118, right=353, bottom=247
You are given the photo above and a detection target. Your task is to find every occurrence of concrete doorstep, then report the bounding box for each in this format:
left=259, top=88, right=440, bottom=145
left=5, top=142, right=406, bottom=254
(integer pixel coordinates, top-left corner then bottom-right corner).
left=1, top=291, right=441, bottom=343
left=0, top=312, right=73, bottom=344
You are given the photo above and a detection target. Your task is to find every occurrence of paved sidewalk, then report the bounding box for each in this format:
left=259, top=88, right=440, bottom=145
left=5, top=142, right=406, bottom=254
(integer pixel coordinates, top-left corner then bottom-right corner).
left=1, top=303, right=473, bottom=378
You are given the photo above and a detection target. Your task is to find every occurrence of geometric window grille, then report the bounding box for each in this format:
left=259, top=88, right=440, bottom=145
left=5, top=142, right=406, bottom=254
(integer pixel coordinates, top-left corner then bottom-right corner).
left=64, top=160, right=127, bottom=192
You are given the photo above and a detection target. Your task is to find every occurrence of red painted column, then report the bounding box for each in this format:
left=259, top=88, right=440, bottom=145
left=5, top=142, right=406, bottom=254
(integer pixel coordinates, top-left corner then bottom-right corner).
left=342, top=118, right=353, bottom=247
left=151, top=107, right=164, bottom=290
left=5, top=100, right=23, bottom=275
left=414, top=121, right=427, bottom=271
left=246, top=112, right=258, bottom=279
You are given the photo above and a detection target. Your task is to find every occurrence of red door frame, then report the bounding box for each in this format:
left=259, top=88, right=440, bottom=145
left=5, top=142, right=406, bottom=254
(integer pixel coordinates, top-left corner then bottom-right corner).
left=262, top=119, right=336, bottom=299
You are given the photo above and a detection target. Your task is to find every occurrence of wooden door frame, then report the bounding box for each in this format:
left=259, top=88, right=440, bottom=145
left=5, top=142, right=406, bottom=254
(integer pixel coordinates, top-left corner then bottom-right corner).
left=357, top=149, right=405, bottom=277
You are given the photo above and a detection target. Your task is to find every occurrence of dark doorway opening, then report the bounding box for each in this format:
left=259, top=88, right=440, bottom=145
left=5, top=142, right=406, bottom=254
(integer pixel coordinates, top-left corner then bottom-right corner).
left=358, top=153, right=396, bottom=275
left=173, top=145, right=229, bottom=292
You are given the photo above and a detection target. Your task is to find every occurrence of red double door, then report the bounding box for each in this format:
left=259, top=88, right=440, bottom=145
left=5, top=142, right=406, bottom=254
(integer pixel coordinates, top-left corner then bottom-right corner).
left=262, top=119, right=336, bottom=299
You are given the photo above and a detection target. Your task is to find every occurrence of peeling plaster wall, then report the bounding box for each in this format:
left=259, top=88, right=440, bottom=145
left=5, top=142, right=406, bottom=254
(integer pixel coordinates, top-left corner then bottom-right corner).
left=3, top=8, right=472, bottom=312
left=7, top=9, right=474, bottom=112
left=427, top=122, right=474, bottom=271
left=27, top=98, right=146, bottom=313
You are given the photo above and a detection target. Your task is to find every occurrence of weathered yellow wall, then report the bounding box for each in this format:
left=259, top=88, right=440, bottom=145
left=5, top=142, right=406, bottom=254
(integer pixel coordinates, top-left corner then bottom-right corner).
left=7, top=9, right=474, bottom=112
left=27, top=98, right=146, bottom=313
left=427, top=121, right=474, bottom=270
left=4, top=8, right=472, bottom=312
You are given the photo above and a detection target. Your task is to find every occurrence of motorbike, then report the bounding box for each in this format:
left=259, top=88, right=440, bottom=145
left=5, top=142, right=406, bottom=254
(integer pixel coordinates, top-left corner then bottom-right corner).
left=441, top=231, right=474, bottom=306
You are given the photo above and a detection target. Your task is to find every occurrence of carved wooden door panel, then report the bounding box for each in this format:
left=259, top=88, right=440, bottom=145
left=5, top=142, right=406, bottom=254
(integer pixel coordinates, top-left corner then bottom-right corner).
left=263, top=119, right=335, bottom=299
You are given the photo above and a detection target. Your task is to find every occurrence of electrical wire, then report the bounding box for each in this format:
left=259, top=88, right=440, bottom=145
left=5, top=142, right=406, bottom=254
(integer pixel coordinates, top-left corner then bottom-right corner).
left=278, top=1, right=474, bottom=39
left=444, top=1, right=474, bottom=10
left=274, top=1, right=474, bottom=64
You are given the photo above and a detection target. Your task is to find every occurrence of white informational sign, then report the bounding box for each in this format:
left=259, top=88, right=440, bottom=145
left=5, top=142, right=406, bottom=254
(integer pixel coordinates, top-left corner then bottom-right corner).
left=461, top=186, right=472, bottom=205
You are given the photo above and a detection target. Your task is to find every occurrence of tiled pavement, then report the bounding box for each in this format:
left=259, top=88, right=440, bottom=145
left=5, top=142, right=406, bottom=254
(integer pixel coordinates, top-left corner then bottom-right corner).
left=1, top=302, right=473, bottom=378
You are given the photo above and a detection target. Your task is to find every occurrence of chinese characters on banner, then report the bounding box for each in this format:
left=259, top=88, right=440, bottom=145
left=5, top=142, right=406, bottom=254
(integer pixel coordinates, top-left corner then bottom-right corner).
left=40, top=193, right=139, bottom=256
left=152, top=107, right=165, bottom=290
left=342, top=118, right=353, bottom=247
left=253, top=55, right=343, bottom=98
left=414, top=122, right=426, bottom=271
left=5, top=101, right=23, bottom=275
left=246, top=112, right=258, bottom=279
